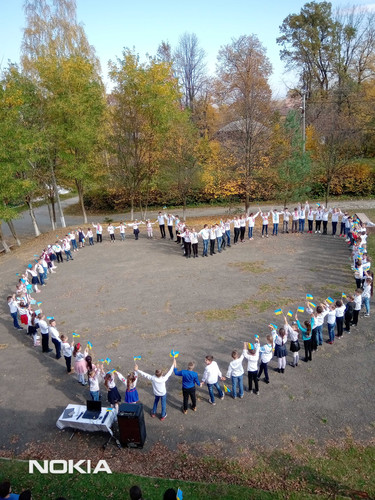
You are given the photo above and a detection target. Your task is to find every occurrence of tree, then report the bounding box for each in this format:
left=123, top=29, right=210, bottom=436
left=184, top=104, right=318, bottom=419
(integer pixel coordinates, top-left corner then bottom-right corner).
left=271, top=110, right=311, bottom=205
left=216, top=34, right=273, bottom=211
left=277, top=1, right=338, bottom=97
left=306, top=105, right=362, bottom=205
left=109, top=50, right=181, bottom=219
left=0, top=64, right=42, bottom=239
left=174, top=33, right=207, bottom=112
left=160, top=110, right=202, bottom=220
left=21, top=0, right=103, bottom=225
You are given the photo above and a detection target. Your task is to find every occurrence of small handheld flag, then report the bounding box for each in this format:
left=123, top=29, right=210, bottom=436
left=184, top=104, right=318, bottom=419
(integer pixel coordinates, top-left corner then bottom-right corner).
left=30, top=299, right=36, bottom=305
left=306, top=294, right=313, bottom=300
left=37, top=302, right=42, bottom=306
left=269, top=323, right=277, bottom=330
left=98, top=359, right=104, bottom=363
left=223, top=384, right=231, bottom=393
left=34, top=254, right=39, bottom=257
left=16, top=273, right=20, bottom=276
left=326, top=297, right=334, bottom=304
left=107, top=369, right=116, bottom=374
left=46, top=316, right=54, bottom=320
left=28, top=264, right=32, bottom=269
left=287, top=310, right=293, bottom=317
left=297, top=306, right=304, bottom=313
left=177, top=488, right=183, bottom=500
left=254, top=334, right=259, bottom=339
left=309, top=302, right=317, bottom=308
left=248, top=342, right=254, bottom=350
left=87, top=341, right=93, bottom=350
left=170, top=350, right=179, bottom=358
left=35, top=309, right=41, bottom=315
left=316, top=203, right=320, bottom=207
left=21, top=279, right=26, bottom=283
left=105, top=358, right=111, bottom=364
left=342, top=292, right=347, bottom=299
left=72, top=332, right=80, bottom=338
left=133, top=355, right=142, bottom=361
left=274, top=309, right=283, bottom=316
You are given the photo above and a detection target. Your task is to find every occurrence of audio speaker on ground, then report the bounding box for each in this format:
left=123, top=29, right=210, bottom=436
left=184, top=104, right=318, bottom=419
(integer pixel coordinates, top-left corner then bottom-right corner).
left=117, top=403, right=146, bottom=448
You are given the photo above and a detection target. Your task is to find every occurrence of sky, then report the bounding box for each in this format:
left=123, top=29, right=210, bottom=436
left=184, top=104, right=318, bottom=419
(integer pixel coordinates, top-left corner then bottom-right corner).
left=1, top=0, right=375, bottom=98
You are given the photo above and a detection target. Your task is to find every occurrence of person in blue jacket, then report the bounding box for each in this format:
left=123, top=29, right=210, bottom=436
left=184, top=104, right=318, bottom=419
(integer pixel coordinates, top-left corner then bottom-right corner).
left=174, top=359, right=201, bottom=414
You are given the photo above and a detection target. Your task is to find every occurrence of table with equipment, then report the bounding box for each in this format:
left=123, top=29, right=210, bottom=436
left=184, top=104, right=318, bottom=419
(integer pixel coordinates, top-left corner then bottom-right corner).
left=56, top=404, right=121, bottom=448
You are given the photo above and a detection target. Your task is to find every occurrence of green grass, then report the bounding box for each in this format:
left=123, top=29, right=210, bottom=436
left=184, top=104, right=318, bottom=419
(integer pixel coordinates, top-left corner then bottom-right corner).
left=1, top=442, right=374, bottom=499
left=228, top=261, right=272, bottom=274
left=0, top=459, right=296, bottom=500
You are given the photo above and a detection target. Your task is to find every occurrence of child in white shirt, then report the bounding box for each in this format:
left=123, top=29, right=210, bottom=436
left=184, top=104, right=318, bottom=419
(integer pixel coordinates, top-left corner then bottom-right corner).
left=226, top=350, right=244, bottom=398
left=201, top=355, right=225, bottom=405
left=243, top=341, right=260, bottom=394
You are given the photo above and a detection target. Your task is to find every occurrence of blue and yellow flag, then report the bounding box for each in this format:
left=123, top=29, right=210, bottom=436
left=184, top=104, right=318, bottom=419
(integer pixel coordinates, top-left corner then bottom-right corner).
left=306, top=294, right=313, bottom=300
left=326, top=297, right=334, bottom=304
left=287, top=310, right=293, bottom=317
left=297, top=306, right=304, bottom=313
left=223, top=384, right=231, bottom=393
left=309, top=302, right=317, bottom=308
left=274, top=309, right=283, bottom=316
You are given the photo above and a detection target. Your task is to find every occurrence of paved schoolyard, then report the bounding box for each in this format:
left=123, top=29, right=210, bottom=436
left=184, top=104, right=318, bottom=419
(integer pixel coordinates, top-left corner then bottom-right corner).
left=0, top=226, right=374, bottom=459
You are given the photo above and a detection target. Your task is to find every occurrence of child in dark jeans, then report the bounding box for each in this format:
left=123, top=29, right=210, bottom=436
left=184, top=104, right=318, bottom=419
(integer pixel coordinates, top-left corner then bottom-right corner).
left=174, top=360, right=201, bottom=414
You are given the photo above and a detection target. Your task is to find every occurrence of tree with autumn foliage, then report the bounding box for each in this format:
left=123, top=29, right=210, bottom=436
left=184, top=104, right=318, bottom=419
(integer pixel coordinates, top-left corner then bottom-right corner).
left=215, top=34, right=273, bottom=211
left=21, top=0, right=105, bottom=225
left=109, top=50, right=181, bottom=219
left=271, top=110, right=311, bottom=206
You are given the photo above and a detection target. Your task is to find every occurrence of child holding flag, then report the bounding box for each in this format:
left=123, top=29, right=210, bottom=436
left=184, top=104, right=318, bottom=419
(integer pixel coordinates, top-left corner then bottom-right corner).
left=243, top=340, right=260, bottom=394
left=257, top=333, right=274, bottom=384
left=135, top=358, right=174, bottom=421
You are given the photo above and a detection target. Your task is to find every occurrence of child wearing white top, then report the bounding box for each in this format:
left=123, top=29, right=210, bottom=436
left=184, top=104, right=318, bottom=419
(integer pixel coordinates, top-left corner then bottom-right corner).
left=362, top=278, right=371, bottom=316
left=60, top=334, right=74, bottom=373
left=247, top=212, right=259, bottom=240
left=136, top=360, right=174, bottom=420
left=201, top=355, right=225, bottom=405
left=325, top=303, right=337, bottom=344
left=352, top=288, right=363, bottom=326
left=274, top=327, right=288, bottom=373
left=335, top=299, right=346, bottom=338
left=226, top=350, right=245, bottom=398
left=243, top=341, right=260, bottom=394
left=257, top=333, right=274, bottom=384
left=190, top=228, right=199, bottom=258
left=146, top=220, right=155, bottom=238
left=107, top=224, right=116, bottom=242
left=284, top=317, right=301, bottom=367
left=260, top=209, right=270, bottom=238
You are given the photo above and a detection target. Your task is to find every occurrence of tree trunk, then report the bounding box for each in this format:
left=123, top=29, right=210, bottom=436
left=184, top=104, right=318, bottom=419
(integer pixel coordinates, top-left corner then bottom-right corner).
left=46, top=199, right=56, bottom=231
left=51, top=159, right=66, bottom=228
left=7, top=220, right=21, bottom=246
left=245, top=191, right=250, bottom=213
left=182, top=194, right=187, bottom=221
left=130, top=195, right=134, bottom=221
left=49, top=191, right=56, bottom=226
left=26, top=198, right=41, bottom=236
left=0, top=222, right=11, bottom=253
left=75, top=179, right=88, bottom=224
left=325, top=182, right=330, bottom=207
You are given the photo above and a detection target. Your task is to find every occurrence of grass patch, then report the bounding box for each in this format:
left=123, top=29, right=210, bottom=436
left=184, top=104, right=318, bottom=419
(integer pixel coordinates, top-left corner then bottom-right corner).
left=228, top=261, right=272, bottom=274
left=2, top=442, right=375, bottom=499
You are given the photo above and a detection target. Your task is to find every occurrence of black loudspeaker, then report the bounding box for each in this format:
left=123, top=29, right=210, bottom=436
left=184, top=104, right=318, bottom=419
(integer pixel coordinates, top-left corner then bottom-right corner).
left=117, top=403, right=146, bottom=448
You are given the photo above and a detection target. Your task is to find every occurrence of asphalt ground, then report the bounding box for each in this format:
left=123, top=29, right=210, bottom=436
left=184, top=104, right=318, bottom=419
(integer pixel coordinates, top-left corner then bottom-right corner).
left=0, top=223, right=374, bottom=458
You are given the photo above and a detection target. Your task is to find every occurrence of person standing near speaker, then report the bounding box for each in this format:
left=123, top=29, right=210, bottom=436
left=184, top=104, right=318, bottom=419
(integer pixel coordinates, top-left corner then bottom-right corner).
left=116, top=371, right=139, bottom=404
left=135, top=360, right=174, bottom=421
left=174, top=360, right=201, bottom=414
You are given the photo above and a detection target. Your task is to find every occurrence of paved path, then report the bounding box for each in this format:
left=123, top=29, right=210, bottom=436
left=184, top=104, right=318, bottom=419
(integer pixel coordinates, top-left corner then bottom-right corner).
left=3, top=197, right=375, bottom=241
